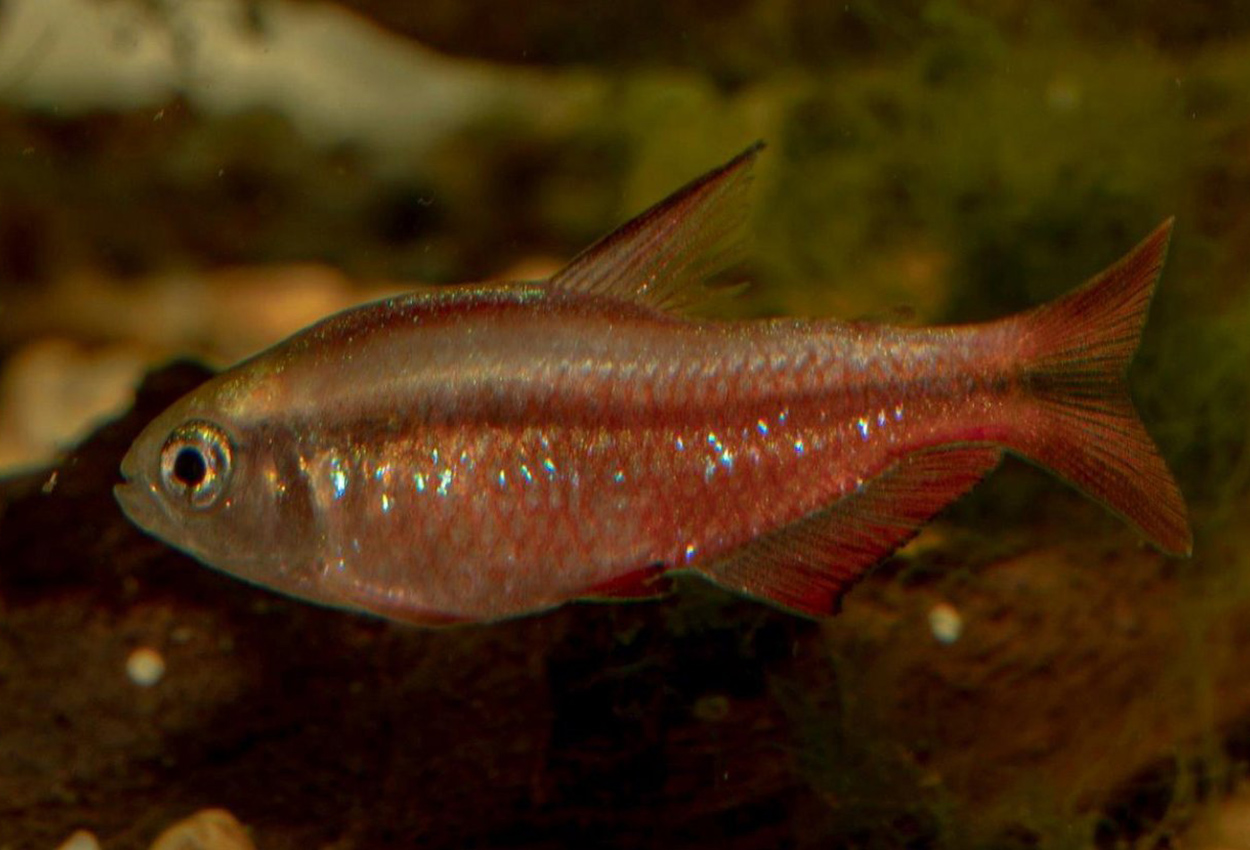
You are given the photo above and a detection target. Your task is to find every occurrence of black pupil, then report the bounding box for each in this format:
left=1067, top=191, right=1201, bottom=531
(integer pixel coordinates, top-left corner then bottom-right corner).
left=173, top=447, right=208, bottom=487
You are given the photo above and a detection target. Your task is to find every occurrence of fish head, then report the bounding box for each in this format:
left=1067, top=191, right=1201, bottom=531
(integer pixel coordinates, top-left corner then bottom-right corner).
left=114, top=367, right=319, bottom=595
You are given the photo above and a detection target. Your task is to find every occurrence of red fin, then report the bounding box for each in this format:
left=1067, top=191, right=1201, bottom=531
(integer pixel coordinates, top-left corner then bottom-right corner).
left=547, top=143, right=762, bottom=313
left=1011, top=219, right=1191, bottom=555
left=695, top=447, right=1002, bottom=617
left=577, top=565, right=673, bottom=602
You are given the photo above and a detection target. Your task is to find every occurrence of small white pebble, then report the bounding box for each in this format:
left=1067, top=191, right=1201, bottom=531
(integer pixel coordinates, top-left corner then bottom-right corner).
left=928, top=602, right=963, bottom=645
left=56, top=830, right=101, bottom=850
left=126, top=647, right=166, bottom=687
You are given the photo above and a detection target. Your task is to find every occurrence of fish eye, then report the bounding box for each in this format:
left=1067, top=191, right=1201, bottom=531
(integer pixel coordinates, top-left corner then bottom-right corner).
left=159, top=421, right=233, bottom=509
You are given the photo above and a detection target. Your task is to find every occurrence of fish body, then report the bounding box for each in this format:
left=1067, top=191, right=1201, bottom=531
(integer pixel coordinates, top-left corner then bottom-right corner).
left=115, top=146, right=1191, bottom=624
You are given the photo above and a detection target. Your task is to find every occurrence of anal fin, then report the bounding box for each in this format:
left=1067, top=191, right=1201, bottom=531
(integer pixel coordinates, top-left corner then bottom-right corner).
left=696, top=446, right=1002, bottom=617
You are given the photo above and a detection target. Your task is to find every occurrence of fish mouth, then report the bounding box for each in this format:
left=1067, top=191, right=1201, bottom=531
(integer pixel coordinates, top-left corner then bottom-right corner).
left=114, top=451, right=134, bottom=499
left=118, top=443, right=138, bottom=484
left=113, top=476, right=144, bottom=524
left=114, top=449, right=154, bottom=527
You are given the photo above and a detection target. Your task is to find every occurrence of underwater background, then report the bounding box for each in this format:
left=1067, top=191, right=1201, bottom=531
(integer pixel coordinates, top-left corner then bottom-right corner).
left=1, top=1, right=1249, bottom=847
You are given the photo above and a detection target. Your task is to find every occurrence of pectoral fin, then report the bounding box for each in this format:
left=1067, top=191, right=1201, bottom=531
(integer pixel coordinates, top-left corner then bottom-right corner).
left=696, top=446, right=1002, bottom=617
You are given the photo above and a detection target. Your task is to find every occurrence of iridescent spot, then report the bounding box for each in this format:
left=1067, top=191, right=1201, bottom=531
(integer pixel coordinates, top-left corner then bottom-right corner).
left=707, top=432, right=720, bottom=447
left=374, top=464, right=391, bottom=482
left=675, top=436, right=686, bottom=451
left=520, top=464, right=533, bottom=483
left=613, top=469, right=625, bottom=484
left=779, top=409, right=789, bottom=424
left=877, top=409, right=887, bottom=427
left=857, top=418, right=870, bottom=440
left=430, top=448, right=440, bottom=464
left=381, top=493, right=392, bottom=513
left=684, top=543, right=697, bottom=562
left=894, top=403, right=904, bottom=421
left=794, top=438, right=805, bottom=455
left=719, top=449, right=734, bottom=470
left=414, top=472, right=427, bottom=493
left=543, top=457, right=557, bottom=476
left=266, top=468, right=287, bottom=497
left=331, top=467, right=348, bottom=500
left=437, top=469, right=453, bottom=496
left=756, top=419, right=769, bottom=436
left=498, top=469, right=508, bottom=488
left=459, top=450, right=474, bottom=469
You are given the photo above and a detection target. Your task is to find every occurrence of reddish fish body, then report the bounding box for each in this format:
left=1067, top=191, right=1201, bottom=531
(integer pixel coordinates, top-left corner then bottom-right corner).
left=115, top=146, right=1190, bottom=623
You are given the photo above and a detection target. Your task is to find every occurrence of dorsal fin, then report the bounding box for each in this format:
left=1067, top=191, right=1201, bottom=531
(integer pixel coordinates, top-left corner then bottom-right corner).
left=546, top=142, right=763, bottom=313
left=695, top=446, right=1003, bottom=617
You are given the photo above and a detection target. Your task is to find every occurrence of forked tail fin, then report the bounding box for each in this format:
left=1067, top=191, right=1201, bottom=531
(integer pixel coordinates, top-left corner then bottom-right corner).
left=1011, top=219, right=1191, bottom=555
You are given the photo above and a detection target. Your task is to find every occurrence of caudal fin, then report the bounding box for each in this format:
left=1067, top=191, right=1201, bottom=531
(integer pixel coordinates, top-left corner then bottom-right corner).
left=1011, top=219, right=1191, bottom=555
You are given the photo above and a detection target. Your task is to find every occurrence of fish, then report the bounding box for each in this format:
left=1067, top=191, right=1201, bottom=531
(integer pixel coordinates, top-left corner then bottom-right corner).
left=114, top=144, right=1191, bottom=625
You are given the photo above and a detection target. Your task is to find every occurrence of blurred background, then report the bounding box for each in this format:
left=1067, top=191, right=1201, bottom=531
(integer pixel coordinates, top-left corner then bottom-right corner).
left=1, top=1, right=1249, bottom=848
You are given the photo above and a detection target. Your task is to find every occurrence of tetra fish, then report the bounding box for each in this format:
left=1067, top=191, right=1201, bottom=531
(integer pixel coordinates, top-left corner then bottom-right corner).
left=115, top=144, right=1190, bottom=624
